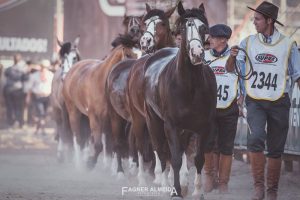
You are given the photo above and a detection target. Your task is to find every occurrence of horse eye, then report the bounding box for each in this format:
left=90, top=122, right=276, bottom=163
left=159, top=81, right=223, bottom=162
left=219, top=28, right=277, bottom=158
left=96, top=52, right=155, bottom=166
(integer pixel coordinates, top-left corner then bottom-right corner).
left=187, top=22, right=192, bottom=26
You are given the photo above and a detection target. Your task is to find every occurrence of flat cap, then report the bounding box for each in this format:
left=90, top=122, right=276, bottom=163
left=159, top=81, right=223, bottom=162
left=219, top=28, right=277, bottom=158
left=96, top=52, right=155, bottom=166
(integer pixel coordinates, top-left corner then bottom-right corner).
left=209, top=24, right=232, bottom=39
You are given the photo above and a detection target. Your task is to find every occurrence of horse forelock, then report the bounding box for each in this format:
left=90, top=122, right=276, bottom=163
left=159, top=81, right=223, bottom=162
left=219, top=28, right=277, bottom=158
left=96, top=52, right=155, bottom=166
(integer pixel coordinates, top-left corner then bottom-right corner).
left=175, top=8, right=209, bottom=29
left=59, top=42, right=71, bottom=58
left=143, top=9, right=168, bottom=23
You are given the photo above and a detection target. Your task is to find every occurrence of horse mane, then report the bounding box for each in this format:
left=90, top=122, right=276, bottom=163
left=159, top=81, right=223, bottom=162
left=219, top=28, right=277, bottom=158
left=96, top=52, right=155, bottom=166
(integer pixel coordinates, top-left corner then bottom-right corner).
left=59, top=42, right=71, bottom=58
left=174, top=8, right=209, bottom=31
left=111, top=34, right=137, bottom=48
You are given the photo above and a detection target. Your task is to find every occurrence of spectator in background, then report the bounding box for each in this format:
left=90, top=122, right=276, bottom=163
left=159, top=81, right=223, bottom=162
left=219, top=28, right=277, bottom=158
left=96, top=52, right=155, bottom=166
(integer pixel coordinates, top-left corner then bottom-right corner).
left=3, top=54, right=27, bottom=128
left=26, top=59, right=54, bottom=135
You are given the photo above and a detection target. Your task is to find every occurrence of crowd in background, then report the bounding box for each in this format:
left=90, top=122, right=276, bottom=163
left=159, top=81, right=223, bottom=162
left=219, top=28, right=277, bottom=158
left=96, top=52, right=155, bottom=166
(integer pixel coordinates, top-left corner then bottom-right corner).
left=0, top=53, right=57, bottom=135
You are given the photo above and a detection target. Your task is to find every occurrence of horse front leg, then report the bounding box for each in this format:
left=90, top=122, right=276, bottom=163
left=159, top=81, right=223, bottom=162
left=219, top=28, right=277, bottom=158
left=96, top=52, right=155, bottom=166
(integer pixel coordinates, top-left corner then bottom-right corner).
left=164, top=124, right=184, bottom=199
left=192, top=134, right=207, bottom=199
left=110, top=110, right=127, bottom=178
left=144, top=104, right=167, bottom=186
left=67, top=107, right=83, bottom=168
left=128, top=122, right=138, bottom=175
left=131, top=113, right=147, bottom=185
left=86, top=113, right=103, bottom=170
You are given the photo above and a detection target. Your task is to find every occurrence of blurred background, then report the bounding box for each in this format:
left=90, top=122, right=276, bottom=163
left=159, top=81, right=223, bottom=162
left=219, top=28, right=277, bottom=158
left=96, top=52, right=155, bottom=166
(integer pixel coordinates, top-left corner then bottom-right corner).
left=0, top=0, right=299, bottom=62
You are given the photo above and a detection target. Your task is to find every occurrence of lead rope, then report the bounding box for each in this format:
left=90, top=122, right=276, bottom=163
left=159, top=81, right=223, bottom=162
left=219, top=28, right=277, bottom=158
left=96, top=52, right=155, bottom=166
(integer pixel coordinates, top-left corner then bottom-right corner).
left=204, top=47, right=254, bottom=80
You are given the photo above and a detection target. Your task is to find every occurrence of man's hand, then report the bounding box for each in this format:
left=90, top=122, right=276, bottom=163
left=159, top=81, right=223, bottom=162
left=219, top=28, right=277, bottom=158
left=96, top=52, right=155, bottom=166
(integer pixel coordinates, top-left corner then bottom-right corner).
left=225, top=45, right=239, bottom=72
left=297, top=78, right=300, bottom=89
left=230, top=45, right=239, bottom=57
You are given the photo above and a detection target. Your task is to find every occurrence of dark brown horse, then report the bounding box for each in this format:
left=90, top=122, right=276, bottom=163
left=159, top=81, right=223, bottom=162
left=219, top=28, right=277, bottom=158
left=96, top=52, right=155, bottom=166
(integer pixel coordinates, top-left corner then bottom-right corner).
left=122, top=15, right=143, bottom=44
left=51, top=36, right=80, bottom=162
left=106, top=3, right=176, bottom=180
left=133, top=2, right=217, bottom=198
left=62, top=34, right=138, bottom=169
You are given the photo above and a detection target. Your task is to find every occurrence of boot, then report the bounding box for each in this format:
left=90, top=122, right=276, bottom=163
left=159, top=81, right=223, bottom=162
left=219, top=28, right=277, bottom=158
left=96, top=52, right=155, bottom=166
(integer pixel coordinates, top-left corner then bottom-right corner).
left=249, top=152, right=266, bottom=200
left=266, top=158, right=282, bottom=200
left=218, top=154, right=232, bottom=193
left=212, top=152, right=220, bottom=189
left=204, top=152, right=217, bottom=193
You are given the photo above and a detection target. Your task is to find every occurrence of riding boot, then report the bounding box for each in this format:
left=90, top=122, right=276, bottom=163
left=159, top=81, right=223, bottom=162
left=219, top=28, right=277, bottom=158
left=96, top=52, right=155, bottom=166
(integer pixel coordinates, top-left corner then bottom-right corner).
left=218, top=154, right=232, bottom=193
left=249, top=152, right=266, bottom=200
left=204, top=152, right=217, bottom=193
left=213, top=152, right=220, bottom=189
left=266, top=157, right=282, bottom=200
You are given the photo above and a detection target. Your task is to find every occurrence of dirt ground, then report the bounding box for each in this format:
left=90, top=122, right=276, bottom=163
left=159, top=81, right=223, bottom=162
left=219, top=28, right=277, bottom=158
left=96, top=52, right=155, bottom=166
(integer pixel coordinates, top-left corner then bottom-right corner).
left=0, top=125, right=300, bottom=200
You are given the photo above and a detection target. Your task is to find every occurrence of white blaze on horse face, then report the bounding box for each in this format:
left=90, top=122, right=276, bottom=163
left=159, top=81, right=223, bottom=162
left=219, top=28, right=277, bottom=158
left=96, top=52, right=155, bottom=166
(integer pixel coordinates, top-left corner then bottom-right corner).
left=140, top=16, right=161, bottom=52
left=186, top=18, right=205, bottom=65
left=62, top=51, right=77, bottom=79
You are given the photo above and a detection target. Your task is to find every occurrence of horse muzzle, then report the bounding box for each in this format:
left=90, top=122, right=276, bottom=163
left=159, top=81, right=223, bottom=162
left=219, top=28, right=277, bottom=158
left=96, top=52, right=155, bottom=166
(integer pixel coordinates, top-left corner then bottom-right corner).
left=189, top=47, right=204, bottom=65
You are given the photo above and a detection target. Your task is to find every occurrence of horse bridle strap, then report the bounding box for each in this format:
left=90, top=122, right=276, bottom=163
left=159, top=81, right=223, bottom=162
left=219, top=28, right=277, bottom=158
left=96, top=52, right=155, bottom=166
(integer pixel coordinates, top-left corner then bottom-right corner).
left=144, top=16, right=161, bottom=50
left=186, top=18, right=205, bottom=50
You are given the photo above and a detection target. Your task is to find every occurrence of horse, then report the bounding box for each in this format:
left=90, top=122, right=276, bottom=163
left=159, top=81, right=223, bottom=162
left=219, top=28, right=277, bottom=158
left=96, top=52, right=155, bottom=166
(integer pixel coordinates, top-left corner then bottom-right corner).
left=106, top=3, right=176, bottom=180
left=62, top=34, right=138, bottom=169
left=136, top=2, right=217, bottom=198
left=50, top=36, right=81, bottom=162
left=122, top=15, right=143, bottom=44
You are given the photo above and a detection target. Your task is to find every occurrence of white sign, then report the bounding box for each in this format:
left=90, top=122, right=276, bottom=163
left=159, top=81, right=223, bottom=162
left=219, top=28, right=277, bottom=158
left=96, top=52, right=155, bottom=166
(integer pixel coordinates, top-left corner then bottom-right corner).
left=0, top=36, right=48, bottom=53
left=98, top=0, right=125, bottom=16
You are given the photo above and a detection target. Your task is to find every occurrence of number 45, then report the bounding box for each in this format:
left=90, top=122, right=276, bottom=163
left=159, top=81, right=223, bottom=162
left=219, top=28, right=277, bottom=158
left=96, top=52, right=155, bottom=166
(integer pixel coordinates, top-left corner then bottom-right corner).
left=217, top=85, right=229, bottom=101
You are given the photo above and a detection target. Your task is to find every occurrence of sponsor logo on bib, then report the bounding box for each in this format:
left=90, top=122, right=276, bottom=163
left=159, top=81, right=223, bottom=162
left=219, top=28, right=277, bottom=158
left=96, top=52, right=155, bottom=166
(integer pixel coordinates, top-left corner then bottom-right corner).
left=255, top=53, right=278, bottom=63
left=211, top=66, right=226, bottom=75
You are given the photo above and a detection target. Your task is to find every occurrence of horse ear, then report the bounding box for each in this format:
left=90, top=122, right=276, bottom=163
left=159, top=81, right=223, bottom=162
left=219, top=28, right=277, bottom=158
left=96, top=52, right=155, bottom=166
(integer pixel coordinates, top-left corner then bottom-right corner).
left=145, top=3, right=151, bottom=13
left=73, top=36, right=80, bottom=48
left=177, top=1, right=185, bottom=16
left=165, top=5, right=177, bottom=18
left=123, top=14, right=129, bottom=25
left=199, top=3, right=205, bottom=12
left=57, top=37, right=63, bottom=47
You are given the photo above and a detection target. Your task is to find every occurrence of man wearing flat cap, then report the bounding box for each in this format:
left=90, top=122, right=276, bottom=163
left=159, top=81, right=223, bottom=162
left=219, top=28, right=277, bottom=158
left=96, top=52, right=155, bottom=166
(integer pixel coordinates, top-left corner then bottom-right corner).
left=204, top=24, right=243, bottom=194
left=226, top=1, right=300, bottom=200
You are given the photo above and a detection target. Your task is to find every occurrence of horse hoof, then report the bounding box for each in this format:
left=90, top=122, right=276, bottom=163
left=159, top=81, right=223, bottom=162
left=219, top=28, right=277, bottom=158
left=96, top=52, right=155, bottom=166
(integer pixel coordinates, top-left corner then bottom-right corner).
left=181, top=186, right=188, bottom=197
left=129, top=165, right=137, bottom=175
left=117, top=172, right=125, bottom=180
left=192, top=190, right=202, bottom=198
left=86, top=158, right=96, bottom=170
left=200, top=194, right=205, bottom=200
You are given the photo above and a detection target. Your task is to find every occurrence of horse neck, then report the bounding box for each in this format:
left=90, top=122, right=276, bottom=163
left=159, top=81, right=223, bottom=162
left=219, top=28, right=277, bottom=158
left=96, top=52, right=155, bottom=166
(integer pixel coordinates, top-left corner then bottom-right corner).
left=174, top=42, right=202, bottom=91
left=99, top=49, right=124, bottom=76
left=156, top=31, right=175, bottom=50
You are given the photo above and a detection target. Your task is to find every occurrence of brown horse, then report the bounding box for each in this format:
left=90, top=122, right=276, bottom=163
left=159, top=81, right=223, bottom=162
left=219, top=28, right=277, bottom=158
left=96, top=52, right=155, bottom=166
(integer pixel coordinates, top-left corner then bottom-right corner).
left=51, top=36, right=80, bottom=162
left=62, top=34, right=138, bottom=169
left=106, top=3, right=176, bottom=180
left=131, top=2, right=217, bottom=198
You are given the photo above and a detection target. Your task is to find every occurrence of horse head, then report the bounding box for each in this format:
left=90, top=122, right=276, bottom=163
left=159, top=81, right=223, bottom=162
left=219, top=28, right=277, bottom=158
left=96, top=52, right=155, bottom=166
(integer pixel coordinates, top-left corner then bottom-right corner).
left=176, top=2, right=209, bottom=65
left=57, top=36, right=81, bottom=79
left=140, top=3, right=176, bottom=53
left=108, top=34, right=138, bottom=62
left=123, top=15, right=143, bottom=43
